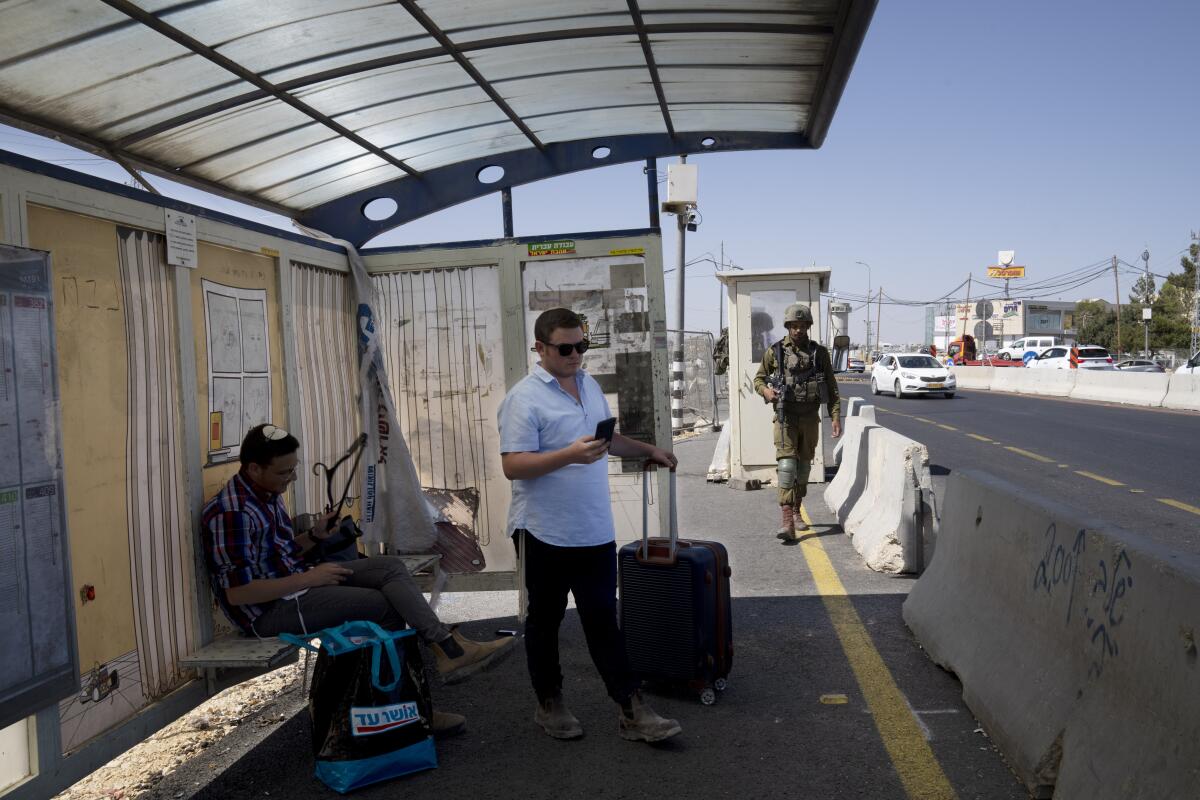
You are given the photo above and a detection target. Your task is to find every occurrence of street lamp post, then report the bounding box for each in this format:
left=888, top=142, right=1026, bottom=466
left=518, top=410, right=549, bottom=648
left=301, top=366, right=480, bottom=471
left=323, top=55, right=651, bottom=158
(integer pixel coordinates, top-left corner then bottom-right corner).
left=855, top=260, right=873, bottom=358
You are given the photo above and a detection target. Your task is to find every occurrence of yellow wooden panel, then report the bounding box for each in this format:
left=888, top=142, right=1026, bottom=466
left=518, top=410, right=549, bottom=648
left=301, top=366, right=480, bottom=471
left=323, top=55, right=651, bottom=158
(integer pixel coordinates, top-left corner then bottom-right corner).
left=27, top=205, right=135, bottom=667
left=188, top=242, right=288, bottom=500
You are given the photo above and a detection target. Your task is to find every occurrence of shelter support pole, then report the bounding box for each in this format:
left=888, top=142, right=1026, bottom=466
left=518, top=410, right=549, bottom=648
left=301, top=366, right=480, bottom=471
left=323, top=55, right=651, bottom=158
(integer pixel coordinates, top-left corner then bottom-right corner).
left=672, top=208, right=686, bottom=435
left=501, top=187, right=513, bottom=238
left=646, top=159, right=660, bottom=229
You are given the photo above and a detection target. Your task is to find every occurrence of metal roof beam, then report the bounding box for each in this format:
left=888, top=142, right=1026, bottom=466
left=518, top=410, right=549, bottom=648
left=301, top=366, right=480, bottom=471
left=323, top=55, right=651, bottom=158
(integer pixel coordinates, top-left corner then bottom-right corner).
left=395, top=0, right=544, bottom=151
left=115, top=21, right=832, bottom=147
left=626, top=0, right=674, bottom=138
left=97, top=0, right=422, bottom=178
left=297, top=131, right=809, bottom=248
left=806, top=0, right=877, bottom=149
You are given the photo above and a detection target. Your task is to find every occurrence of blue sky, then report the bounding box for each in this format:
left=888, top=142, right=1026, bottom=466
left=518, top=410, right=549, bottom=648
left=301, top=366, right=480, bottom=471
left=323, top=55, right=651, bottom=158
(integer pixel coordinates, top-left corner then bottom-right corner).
left=2, top=0, right=1197, bottom=344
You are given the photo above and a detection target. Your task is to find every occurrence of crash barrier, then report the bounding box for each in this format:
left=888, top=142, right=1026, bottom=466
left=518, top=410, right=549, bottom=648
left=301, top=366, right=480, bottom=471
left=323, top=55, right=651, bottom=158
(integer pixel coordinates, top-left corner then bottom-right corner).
left=831, top=398, right=865, bottom=468
left=1069, top=369, right=1171, bottom=406
left=1011, top=368, right=1077, bottom=397
left=824, top=420, right=928, bottom=573
left=1162, top=372, right=1200, bottom=412
left=904, top=470, right=1200, bottom=799
left=950, top=366, right=993, bottom=390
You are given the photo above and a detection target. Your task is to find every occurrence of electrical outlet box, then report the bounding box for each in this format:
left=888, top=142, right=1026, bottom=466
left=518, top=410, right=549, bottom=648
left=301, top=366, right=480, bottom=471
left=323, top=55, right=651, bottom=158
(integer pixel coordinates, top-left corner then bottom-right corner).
left=666, top=164, right=698, bottom=206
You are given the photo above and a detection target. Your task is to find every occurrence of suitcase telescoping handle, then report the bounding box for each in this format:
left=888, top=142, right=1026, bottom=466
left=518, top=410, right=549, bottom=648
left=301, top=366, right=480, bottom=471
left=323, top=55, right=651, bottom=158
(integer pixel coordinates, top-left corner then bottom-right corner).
left=640, top=463, right=679, bottom=565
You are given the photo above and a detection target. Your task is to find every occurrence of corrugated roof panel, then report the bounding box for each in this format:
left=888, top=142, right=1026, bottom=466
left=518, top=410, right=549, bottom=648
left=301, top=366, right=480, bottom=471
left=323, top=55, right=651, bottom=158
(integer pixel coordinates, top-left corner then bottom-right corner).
left=130, top=99, right=322, bottom=167
left=361, top=103, right=517, bottom=155
left=266, top=159, right=405, bottom=207
left=494, top=72, right=660, bottom=120
left=203, top=136, right=384, bottom=190
left=649, top=32, right=829, bottom=67
left=660, top=67, right=817, bottom=105
left=389, top=124, right=532, bottom=173
left=292, top=59, right=485, bottom=123
left=669, top=106, right=806, bottom=133
left=528, top=107, right=668, bottom=144
left=421, top=0, right=629, bottom=41
left=465, top=35, right=648, bottom=81
left=638, top=0, right=839, bottom=22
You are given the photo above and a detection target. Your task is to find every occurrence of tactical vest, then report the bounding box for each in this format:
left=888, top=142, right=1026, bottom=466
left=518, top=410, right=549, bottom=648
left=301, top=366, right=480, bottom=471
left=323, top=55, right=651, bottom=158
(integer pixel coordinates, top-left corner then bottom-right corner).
left=772, top=338, right=825, bottom=404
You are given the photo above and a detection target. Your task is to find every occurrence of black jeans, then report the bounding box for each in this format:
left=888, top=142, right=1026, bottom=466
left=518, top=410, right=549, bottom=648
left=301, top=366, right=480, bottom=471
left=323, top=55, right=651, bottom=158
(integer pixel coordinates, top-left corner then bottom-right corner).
left=515, top=530, right=638, bottom=705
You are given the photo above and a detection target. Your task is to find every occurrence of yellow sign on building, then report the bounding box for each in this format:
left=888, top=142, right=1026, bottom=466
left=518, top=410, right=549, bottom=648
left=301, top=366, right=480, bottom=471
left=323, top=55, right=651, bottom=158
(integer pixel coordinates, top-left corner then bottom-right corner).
left=987, top=266, right=1026, bottom=279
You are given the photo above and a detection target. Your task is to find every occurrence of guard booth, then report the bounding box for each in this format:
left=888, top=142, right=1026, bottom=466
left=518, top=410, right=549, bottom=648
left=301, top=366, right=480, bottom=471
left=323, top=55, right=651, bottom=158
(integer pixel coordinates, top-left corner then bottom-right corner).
left=716, top=269, right=832, bottom=487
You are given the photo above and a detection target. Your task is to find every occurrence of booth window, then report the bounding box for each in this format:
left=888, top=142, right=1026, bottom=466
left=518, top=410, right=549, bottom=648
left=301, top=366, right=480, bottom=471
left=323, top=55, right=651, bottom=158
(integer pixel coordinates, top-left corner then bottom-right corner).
left=202, top=280, right=271, bottom=463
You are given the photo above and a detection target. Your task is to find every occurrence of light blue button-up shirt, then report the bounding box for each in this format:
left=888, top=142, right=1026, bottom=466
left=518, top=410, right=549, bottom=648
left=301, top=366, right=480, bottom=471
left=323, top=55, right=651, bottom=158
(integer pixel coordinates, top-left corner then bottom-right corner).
left=498, top=363, right=615, bottom=547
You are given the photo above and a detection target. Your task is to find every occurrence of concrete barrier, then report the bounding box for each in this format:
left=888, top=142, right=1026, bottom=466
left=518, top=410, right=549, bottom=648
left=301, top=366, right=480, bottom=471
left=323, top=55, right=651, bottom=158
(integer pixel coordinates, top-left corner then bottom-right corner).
left=904, top=470, right=1200, bottom=799
left=831, top=401, right=873, bottom=468
left=828, top=425, right=928, bottom=573
left=1013, top=368, right=1077, bottom=397
left=845, top=397, right=864, bottom=417
left=824, top=414, right=876, bottom=517
left=1161, top=372, right=1200, bottom=411
left=1067, top=369, right=1170, bottom=406
left=951, top=366, right=993, bottom=390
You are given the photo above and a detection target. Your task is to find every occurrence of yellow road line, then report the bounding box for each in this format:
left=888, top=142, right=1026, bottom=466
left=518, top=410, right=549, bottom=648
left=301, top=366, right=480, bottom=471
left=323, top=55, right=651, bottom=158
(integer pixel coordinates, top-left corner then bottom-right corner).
left=1159, top=498, right=1200, bottom=517
left=966, top=434, right=991, bottom=443
left=797, top=508, right=957, bottom=799
left=915, top=417, right=936, bottom=424
left=1058, top=464, right=1070, bottom=469
left=1075, top=470, right=1125, bottom=487
left=936, top=424, right=958, bottom=431
left=1004, top=446, right=1055, bottom=463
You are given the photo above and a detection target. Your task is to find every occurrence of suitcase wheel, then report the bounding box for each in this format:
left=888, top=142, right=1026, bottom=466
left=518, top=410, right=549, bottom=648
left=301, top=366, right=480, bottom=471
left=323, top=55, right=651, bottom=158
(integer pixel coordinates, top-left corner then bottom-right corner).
left=700, top=687, right=717, bottom=706
left=714, top=678, right=728, bottom=692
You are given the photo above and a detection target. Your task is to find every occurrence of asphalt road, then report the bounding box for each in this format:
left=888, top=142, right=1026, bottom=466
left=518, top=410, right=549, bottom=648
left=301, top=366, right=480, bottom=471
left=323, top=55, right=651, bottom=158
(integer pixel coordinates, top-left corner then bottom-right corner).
left=838, top=379, right=1200, bottom=552
left=154, top=433, right=1028, bottom=800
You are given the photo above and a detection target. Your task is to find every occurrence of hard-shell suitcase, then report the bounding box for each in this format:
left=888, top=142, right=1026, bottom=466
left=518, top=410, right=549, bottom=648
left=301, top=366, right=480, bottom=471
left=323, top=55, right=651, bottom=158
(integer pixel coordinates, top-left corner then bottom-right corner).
left=618, top=466, right=733, bottom=705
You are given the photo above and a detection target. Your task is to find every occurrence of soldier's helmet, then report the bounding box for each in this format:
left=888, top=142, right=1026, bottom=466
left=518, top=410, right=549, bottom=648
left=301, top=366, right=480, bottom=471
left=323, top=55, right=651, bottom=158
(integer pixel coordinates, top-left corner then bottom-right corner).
left=783, top=303, right=814, bottom=325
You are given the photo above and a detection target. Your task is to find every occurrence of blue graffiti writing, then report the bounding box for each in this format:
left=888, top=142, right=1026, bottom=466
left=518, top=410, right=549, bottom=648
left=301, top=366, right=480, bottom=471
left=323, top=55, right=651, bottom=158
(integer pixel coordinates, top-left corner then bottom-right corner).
left=1085, top=549, right=1133, bottom=678
left=1032, top=524, right=1087, bottom=625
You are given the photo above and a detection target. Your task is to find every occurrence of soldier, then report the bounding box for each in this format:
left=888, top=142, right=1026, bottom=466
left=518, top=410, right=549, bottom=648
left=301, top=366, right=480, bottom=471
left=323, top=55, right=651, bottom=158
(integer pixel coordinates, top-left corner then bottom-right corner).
left=753, top=303, right=841, bottom=540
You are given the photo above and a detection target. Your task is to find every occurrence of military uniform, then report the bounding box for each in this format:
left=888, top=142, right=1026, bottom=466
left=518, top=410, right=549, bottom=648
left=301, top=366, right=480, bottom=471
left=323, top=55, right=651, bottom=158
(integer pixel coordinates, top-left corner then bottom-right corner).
left=752, top=310, right=840, bottom=538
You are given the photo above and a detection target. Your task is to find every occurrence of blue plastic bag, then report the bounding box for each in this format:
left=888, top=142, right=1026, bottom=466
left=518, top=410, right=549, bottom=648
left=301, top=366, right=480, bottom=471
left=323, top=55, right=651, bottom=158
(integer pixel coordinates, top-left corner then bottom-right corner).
left=281, top=621, right=437, bottom=792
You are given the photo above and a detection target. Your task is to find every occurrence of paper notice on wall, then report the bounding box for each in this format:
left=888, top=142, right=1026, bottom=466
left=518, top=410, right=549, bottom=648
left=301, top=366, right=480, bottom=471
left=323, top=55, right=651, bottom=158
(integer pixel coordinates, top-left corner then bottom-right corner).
left=206, top=291, right=242, bottom=373
left=0, top=489, right=20, bottom=611
left=238, top=299, right=268, bottom=372
left=12, top=295, right=54, bottom=484
left=164, top=210, right=198, bottom=269
left=0, top=295, right=17, bottom=488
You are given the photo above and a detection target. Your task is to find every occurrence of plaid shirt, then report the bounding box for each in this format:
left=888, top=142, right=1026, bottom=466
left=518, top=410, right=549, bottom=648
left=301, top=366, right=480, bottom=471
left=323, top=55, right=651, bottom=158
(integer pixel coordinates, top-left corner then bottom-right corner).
left=201, top=471, right=305, bottom=634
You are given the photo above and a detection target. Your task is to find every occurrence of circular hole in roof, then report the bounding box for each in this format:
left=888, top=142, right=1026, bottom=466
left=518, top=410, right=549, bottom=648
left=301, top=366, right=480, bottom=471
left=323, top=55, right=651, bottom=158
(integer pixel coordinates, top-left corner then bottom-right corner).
left=362, top=198, right=398, bottom=221
left=477, top=165, right=505, bottom=184
left=701, top=137, right=716, bottom=148
left=591, top=146, right=611, bottom=159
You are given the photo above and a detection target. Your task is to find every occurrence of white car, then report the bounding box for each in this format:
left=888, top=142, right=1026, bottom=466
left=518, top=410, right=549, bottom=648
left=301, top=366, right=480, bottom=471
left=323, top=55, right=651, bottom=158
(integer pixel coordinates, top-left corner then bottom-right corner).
left=1176, top=351, right=1200, bottom=375
left=998, top=336, right=1061, bottom=362
left=1027, top=345, right=1115, bottom=370
left=870, top=353, right=956, bottom=398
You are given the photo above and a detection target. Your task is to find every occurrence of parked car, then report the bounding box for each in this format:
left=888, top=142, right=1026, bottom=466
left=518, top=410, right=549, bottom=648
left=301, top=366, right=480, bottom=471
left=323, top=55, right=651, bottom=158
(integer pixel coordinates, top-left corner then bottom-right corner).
left=1115, top=359, right=1166, bottom=373
left=847, top=357, right=865, bottom=373
left=1176, top=351, right=1200, bottom=375
left=1027, top=345, right=1115, bottom=370
left=998, top=336, right=1062, bottom=362
left=870, top=353, right=956, bottom=398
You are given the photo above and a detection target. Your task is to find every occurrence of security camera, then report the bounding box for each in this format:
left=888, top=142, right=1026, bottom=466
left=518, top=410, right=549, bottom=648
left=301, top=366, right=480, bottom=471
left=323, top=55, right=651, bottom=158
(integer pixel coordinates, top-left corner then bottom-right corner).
left=685, top=209, right=698, bottom=232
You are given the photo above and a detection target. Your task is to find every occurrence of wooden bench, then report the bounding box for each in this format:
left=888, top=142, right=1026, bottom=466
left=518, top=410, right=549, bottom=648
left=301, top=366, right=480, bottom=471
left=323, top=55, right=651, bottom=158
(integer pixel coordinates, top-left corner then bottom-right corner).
left=183, top=554, right=441, bottom=693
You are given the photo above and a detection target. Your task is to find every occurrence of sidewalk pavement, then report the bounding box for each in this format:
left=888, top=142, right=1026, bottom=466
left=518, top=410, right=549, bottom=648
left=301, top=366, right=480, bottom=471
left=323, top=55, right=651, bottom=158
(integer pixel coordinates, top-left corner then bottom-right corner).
left=183, top=429, right=1026, bottom=800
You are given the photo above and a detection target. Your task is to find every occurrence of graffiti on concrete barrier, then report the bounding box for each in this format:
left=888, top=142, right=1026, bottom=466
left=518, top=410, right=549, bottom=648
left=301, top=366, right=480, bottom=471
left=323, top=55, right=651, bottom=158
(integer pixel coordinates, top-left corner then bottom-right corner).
left=1085, top=549, right=1133, bottom=678
left=1032, top=523, right=1087, bottom=625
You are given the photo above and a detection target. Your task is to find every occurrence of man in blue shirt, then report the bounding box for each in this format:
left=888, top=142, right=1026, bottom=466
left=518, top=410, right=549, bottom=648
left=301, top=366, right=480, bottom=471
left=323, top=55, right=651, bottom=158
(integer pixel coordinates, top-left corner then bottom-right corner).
left=499, top=307, right=681, bottom=743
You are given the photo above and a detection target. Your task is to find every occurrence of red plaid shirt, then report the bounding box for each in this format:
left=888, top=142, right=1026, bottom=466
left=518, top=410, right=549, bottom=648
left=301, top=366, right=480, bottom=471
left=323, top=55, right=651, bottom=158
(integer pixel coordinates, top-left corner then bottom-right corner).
left=202, top=471, right=305, bottom=634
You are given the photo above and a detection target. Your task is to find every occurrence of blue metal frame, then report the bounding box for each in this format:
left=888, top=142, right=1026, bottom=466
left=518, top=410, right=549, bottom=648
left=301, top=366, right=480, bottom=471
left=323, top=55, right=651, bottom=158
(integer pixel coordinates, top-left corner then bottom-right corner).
left=298, top=131, right=808, bottom=247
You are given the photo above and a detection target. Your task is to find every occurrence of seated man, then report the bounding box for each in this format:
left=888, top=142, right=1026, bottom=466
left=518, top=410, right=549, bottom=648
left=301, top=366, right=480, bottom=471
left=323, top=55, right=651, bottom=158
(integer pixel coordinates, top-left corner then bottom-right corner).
left=202, top=423, right=513, bottom=733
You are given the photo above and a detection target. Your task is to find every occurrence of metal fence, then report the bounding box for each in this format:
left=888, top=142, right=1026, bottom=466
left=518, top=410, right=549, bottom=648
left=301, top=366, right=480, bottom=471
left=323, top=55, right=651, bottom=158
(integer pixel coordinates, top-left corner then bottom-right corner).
left=669, top=330, right=723, bottom=431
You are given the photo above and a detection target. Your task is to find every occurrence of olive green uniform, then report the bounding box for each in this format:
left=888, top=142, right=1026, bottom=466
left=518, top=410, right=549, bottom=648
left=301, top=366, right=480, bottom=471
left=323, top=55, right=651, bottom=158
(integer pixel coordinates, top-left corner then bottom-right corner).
left=753, top=336, right=841, bottom=506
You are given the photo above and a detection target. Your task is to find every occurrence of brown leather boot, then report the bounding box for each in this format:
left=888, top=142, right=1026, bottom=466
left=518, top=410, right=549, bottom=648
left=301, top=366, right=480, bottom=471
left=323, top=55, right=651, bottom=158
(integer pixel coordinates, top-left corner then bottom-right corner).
left=618, top=693, right=682, bottom=742
left=793, top=502, right=810, bottom=533
left=776, top=505, right=795, bottom=540
left=433, top=628, right=517, bottom=684
left=534, top=693, right=584, bottom=740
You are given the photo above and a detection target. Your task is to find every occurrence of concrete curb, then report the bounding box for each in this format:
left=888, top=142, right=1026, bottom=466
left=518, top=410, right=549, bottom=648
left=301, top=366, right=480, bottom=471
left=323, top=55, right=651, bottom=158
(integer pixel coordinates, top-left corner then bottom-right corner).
left=903, top=469, right=1200, bottom=799
left=950, top=366, right=993, bottom=390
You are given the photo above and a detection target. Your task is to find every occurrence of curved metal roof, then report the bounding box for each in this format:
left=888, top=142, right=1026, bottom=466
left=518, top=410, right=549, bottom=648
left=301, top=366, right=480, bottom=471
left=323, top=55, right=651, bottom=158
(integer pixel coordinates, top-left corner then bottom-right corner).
left=0, top=0, right=875, bottom=244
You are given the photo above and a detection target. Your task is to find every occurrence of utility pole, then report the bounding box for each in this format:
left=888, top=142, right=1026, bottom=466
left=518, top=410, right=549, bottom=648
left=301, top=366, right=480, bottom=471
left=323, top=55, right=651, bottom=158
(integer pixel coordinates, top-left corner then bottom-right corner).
left=1112, top=255, right=1122, bottom=356
left=718, top=241, right=725, bottom=331
left=1191, top=231, right=1200, bottom=355
left=876, top=287, right=883, bottom=354
left=855, top=261, right=872, bottom=358
left=962, top=273, right=973, bottom=340
left=1142, top=249, right=1151, bottom=357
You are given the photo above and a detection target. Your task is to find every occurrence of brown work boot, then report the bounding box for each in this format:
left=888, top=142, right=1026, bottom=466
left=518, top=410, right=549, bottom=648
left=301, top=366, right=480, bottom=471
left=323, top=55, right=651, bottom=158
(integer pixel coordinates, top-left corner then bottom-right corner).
left=534, top=693, right=584, bottom=740
left=431, top=710, right=466, bottom=739
left=618, top=693, right=682, bottom=742
left=775, top=505, right=795, bottom=540
left=793, top=503, right=810, bottom=533
left=432, top=628, right=517, bottom=684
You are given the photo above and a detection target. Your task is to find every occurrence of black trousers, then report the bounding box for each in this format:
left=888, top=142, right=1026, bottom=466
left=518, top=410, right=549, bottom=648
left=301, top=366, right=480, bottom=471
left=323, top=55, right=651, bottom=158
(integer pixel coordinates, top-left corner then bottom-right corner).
left=515, top=530, right=638, bottom=705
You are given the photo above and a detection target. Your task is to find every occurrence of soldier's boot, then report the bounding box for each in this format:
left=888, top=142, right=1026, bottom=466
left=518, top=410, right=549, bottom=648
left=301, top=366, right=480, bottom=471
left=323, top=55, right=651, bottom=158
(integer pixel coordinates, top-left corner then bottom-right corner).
left=776, top=505, right=795, bottom=540
left=792, top=502, right=810, bottom=534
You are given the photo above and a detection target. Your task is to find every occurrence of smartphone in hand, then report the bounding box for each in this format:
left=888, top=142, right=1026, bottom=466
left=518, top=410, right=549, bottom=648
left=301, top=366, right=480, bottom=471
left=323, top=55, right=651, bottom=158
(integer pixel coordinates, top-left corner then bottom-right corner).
left=594, top=416, right=617, bottom=444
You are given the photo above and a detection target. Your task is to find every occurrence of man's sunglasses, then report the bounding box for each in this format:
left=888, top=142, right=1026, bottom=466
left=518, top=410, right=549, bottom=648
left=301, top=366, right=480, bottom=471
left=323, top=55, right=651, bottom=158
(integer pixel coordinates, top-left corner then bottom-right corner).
left=534, top=340, right=590, bottom=357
